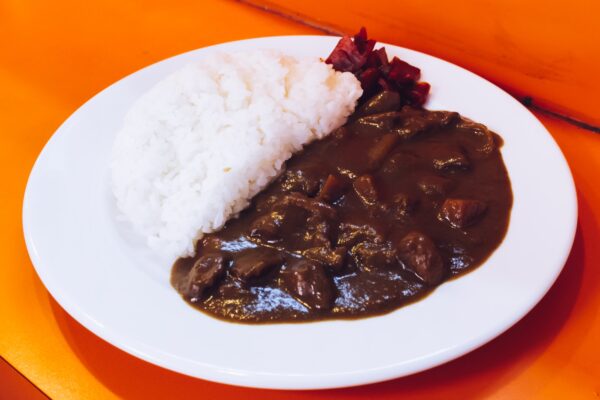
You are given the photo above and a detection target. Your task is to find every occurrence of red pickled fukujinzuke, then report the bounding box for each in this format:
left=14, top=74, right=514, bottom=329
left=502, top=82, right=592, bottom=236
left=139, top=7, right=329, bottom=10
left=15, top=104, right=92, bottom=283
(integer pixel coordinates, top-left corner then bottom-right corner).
left=325, top=27, right=430, bottom=106
left=171, top=29, right=512, bottom=323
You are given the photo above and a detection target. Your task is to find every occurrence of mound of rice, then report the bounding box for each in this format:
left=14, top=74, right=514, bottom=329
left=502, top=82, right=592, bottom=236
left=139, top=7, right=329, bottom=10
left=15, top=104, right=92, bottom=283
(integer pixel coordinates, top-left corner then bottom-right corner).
left=111, top=50, right=362, bottom=260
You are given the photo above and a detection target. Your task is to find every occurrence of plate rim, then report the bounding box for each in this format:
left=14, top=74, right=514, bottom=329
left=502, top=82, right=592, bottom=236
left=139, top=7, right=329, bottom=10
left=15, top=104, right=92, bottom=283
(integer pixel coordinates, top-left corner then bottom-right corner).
left=22, top=34, right=578, bottom=390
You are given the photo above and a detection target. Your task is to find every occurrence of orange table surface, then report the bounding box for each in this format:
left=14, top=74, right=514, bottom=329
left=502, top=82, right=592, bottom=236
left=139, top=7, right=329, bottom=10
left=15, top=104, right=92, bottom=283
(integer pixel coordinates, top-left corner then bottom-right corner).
left=1, top=1, right=599, bottom=399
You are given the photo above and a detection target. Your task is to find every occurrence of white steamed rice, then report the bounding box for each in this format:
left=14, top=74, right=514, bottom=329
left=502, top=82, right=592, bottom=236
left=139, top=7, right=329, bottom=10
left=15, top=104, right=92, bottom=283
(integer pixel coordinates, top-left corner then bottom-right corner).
left=111, top=50, right=362, bottom=261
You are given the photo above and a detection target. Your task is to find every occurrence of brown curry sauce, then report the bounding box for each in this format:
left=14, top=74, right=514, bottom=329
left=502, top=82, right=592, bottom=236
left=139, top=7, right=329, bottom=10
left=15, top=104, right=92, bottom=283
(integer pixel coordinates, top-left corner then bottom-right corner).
left=171, top=91, right=513, bottom=323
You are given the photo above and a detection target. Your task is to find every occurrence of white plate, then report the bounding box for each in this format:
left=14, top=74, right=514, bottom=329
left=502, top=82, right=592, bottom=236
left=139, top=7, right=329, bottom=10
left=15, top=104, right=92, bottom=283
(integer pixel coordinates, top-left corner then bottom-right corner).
left=22, top=36, right=577, bottom=390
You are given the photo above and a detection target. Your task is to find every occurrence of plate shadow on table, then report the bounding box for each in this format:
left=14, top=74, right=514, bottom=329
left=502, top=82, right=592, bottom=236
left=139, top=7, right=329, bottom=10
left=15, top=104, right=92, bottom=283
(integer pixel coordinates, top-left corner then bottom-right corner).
left=49, top=199, right=591, bottom=400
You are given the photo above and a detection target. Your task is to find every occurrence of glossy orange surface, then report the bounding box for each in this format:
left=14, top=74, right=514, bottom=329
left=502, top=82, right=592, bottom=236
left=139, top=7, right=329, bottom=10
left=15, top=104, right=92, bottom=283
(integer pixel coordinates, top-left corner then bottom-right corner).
left=1, top=1, right=599, bottom=399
